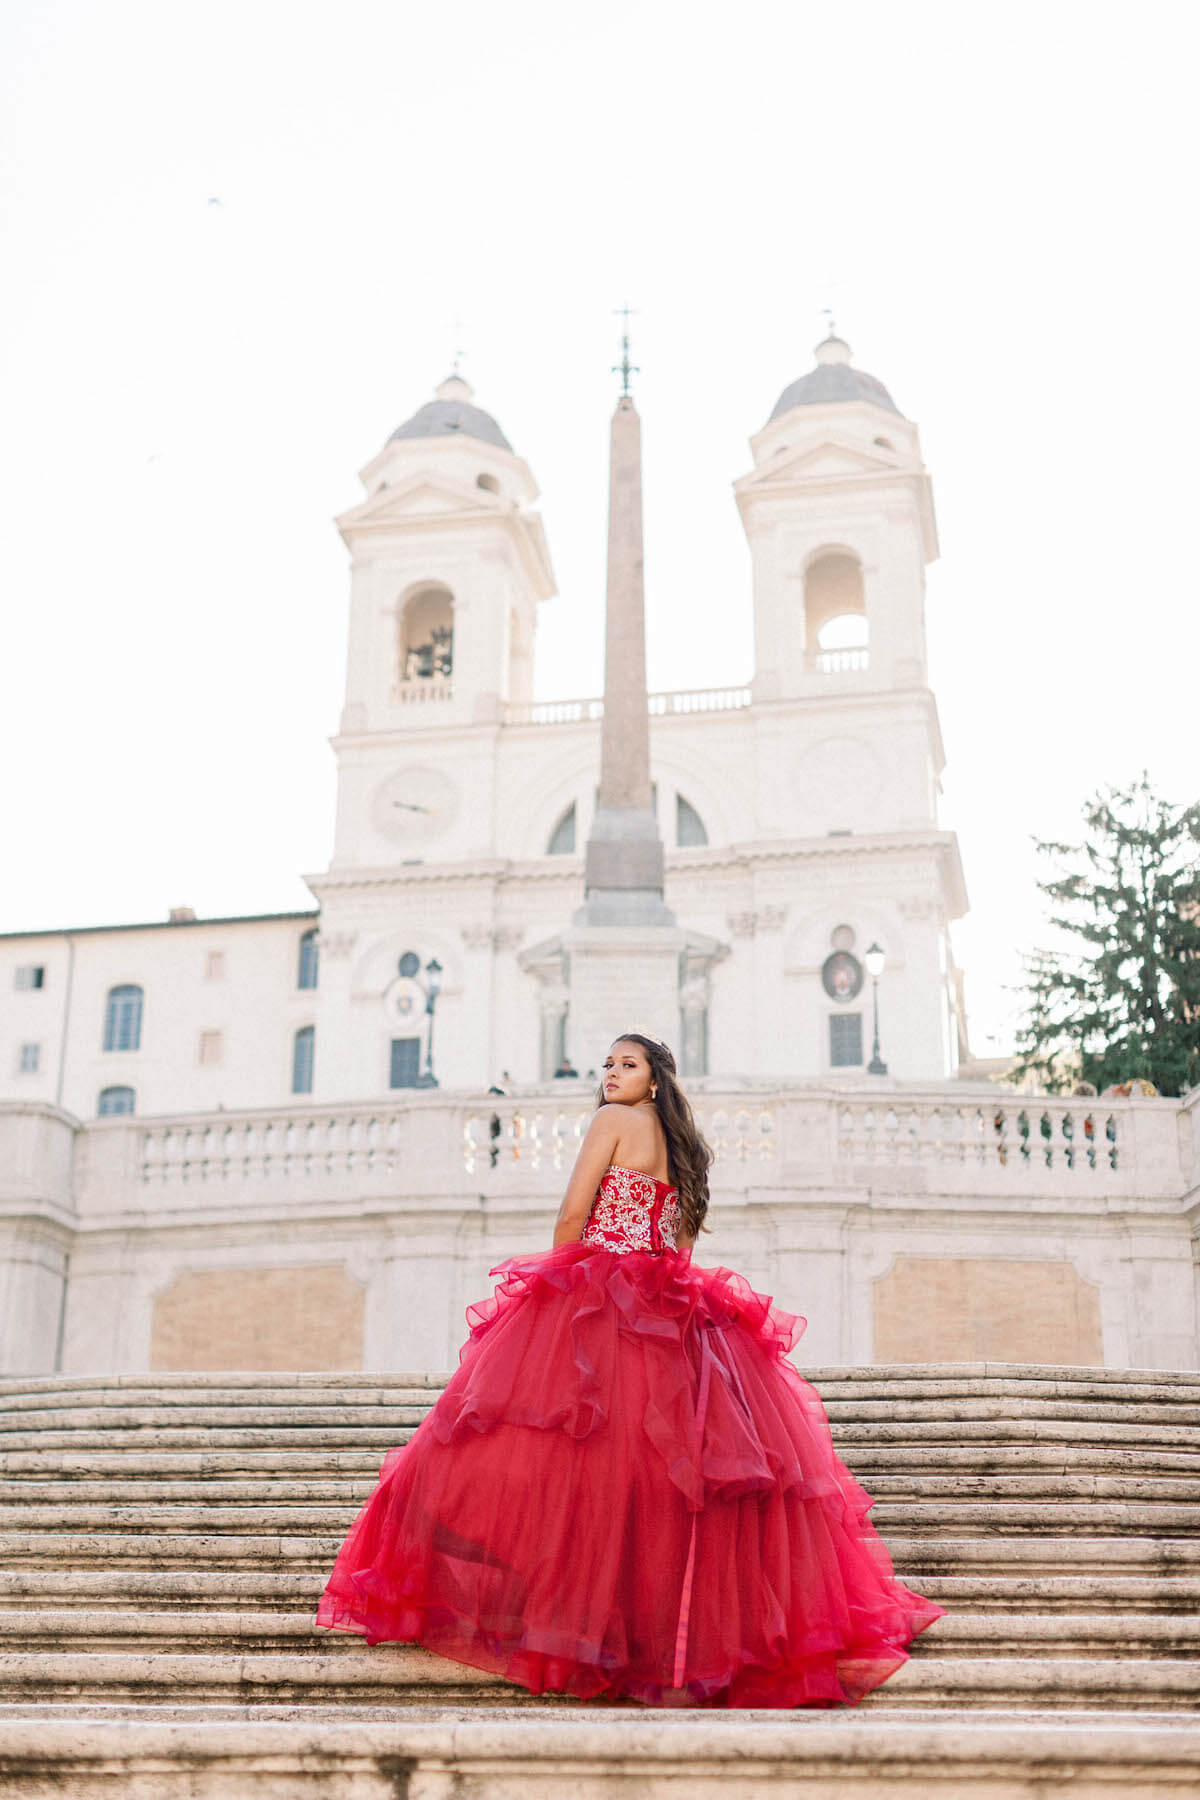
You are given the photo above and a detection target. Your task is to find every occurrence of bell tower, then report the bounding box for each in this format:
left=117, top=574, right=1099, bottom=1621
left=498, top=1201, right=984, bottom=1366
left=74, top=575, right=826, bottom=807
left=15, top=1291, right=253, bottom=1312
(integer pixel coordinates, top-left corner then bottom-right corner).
left=735, top=333, right=939, bottom=702
left=328, top=375, right=556, bottom=870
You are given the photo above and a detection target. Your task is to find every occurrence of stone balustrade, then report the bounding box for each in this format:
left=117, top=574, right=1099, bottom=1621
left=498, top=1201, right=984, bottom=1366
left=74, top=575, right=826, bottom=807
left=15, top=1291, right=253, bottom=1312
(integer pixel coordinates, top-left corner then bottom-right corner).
left=504, top=685, right=752, bottom=727
left=17, top=1083, right=1182, bottom=1216
left=835, top=1095, right=1121, bottom=1172
left=390, top=678, right=454, bottom=705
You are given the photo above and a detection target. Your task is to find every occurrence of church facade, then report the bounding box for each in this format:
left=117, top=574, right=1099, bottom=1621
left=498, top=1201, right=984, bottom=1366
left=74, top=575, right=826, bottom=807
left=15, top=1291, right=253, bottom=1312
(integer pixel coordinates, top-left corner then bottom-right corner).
left=0, top=335, right=967, bottom=1116
left=10, top=339, right=1186, bottom=1390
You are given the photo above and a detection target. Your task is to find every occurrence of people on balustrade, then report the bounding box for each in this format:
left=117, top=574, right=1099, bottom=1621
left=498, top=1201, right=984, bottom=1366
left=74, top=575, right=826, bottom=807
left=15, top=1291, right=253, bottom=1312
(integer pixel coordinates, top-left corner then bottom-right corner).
left=316, top=1033, right=942, bottom=1706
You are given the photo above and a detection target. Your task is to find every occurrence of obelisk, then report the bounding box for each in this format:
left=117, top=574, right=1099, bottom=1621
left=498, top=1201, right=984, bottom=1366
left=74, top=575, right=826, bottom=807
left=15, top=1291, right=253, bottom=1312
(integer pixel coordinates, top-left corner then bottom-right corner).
left=577, top=334, right=673, bottom=928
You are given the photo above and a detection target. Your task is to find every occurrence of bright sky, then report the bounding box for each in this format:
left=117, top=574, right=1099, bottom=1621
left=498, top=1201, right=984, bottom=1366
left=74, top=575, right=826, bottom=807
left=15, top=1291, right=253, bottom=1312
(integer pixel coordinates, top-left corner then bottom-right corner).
left=1, top=0, right=1196, bottom=1054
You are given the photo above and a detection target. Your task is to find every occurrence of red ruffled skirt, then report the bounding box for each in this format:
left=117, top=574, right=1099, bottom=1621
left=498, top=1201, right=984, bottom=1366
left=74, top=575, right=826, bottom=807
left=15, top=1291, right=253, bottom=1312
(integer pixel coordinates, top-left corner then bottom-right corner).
left=315, top=1243, right=943, bottom=1707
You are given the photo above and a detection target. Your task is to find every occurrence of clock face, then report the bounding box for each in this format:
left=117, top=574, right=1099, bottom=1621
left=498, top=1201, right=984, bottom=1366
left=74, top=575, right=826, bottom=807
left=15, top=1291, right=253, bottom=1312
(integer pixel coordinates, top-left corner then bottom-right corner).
left=371, top=766, right=458, bottom=847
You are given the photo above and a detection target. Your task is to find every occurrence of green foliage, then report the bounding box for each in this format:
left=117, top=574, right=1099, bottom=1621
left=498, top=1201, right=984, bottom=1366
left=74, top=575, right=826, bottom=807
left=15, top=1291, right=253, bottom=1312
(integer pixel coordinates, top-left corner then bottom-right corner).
left=1011, top=776, right=1200, bottom=1097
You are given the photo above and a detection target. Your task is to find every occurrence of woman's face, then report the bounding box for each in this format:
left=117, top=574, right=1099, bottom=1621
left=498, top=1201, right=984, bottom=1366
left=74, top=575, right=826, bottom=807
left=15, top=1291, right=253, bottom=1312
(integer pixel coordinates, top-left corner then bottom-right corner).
left=602, top=1040, right=654, bottom=1106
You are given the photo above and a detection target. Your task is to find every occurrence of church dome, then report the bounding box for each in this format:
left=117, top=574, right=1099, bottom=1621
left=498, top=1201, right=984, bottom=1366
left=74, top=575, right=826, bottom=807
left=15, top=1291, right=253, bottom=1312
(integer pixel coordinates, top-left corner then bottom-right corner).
left=769, top=334, right=901, bottom=422
left=389, top=375, right=513, bottom=453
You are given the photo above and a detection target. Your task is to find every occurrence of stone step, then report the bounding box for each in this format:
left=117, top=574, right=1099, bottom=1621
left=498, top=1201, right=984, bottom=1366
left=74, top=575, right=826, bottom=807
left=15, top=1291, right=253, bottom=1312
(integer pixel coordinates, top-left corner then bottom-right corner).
left=886, top=1536, right=1200, bottom=1576
left=5, top=1390, right=1200, bottom=1425
left=5, top=1565, right=1199, bottom=1615
left=5, top=1414, right=1199, bottom=1454
left=5, top=1467, right=1197, bottom=1508
left=0, top=1647, right=1197, bottom=1709
left=1, top=1712, right=1199, bottom=1800
left=2, top=1432, right=1200, bottom=1476
left=6, top=1528, right=1196, bottom=1573
left=3, top=1496, right=1196, bottom=1537
left=2, top=1363, right=1195, bottom=1401
left=0, top=1386, right=445, bottom=1415
left=2, top=1607, right=1197, bottom=1658
left=5, top=1440, right=1196, bottom=1484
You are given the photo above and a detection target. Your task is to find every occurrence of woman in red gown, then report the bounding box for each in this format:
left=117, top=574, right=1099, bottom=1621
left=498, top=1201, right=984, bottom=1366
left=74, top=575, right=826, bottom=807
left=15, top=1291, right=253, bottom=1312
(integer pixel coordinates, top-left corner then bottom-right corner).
left=316, top=1032, right=943, bottom=1706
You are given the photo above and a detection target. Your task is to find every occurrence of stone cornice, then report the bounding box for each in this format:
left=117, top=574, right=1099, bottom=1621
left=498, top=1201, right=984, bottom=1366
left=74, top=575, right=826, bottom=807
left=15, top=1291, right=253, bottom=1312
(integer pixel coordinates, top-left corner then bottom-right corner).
left=305, top=830, right=967, bottom=912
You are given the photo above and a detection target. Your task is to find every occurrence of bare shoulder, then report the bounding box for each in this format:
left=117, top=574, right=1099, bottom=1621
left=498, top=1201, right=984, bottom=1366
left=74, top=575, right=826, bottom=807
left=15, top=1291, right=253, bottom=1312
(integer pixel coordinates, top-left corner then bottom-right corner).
left=585, top=1105, right=625, bottom=1139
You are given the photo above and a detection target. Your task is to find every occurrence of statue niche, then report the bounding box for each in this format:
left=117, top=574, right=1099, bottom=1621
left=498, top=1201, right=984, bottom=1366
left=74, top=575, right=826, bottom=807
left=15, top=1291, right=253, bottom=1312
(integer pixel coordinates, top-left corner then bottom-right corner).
left=398, top=584, right=454, bottom=684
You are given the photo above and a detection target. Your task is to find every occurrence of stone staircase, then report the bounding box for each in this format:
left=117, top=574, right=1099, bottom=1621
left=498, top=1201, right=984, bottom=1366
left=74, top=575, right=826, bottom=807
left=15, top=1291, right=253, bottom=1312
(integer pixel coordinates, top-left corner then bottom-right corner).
left=1, top=1364, right=1198, bottom=1795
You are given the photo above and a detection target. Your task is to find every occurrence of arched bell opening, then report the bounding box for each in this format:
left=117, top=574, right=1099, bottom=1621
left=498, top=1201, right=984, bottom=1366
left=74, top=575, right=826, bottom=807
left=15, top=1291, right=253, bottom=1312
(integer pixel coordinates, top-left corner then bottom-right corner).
left=803, top=552, right=868, bottom=673
left=398, top=584, right=454, bottom=684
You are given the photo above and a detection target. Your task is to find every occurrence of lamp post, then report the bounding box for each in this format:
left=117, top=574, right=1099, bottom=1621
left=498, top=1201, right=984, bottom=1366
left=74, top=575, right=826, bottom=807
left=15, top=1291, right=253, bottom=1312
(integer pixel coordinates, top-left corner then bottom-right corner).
left=399, top=952, right=444, bottom=1088
left=864, top=941, right=889, bottom=1076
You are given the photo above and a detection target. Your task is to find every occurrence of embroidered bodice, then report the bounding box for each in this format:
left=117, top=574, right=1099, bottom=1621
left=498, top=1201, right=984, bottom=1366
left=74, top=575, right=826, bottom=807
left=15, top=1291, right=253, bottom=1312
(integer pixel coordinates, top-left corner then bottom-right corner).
left=581, top=1164, right=682, bottom=1256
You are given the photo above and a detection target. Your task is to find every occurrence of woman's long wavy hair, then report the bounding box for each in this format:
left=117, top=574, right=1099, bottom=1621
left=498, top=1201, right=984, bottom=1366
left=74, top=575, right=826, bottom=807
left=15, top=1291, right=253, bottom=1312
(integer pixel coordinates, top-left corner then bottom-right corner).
left=596, top=1033, right=713, bottom=1239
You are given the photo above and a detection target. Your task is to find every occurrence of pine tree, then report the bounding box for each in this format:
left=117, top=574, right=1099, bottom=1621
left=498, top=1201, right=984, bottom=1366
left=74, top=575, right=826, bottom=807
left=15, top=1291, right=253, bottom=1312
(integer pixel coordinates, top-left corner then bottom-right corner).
left=1012, top=776, right=1200, bottom=1096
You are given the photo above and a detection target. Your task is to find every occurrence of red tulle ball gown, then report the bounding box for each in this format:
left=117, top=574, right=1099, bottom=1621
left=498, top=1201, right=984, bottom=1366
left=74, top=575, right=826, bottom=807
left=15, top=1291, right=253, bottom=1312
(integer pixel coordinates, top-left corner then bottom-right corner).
left=315, top=1165, right=943, bottom=1707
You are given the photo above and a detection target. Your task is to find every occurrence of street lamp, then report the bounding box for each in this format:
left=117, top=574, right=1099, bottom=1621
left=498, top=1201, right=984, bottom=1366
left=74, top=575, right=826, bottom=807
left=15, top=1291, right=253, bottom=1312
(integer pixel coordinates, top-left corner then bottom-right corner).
left=399, top=952, right=444, bottom=1088
left=864, top=941, right=889, bottom=1076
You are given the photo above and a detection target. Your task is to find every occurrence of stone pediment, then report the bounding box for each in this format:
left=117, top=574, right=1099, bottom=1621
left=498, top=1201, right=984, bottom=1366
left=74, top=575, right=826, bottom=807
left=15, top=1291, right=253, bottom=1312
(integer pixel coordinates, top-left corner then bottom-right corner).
left=755, top=440, right=901, bottom=485
left=340, top=472, right=497, bottom=531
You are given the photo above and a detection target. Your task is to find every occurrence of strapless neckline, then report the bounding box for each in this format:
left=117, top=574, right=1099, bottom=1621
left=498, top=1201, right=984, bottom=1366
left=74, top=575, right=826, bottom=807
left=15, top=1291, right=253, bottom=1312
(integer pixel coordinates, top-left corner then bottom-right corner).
left=606, top=1163, right=676, bottom=1195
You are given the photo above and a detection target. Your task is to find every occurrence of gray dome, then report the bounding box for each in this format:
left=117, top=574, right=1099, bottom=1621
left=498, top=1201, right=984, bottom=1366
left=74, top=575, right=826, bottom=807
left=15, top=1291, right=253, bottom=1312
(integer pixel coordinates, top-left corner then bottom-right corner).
left=769, top=335, right=901, bottom=423
left=389, top=375, right=513, bottom=453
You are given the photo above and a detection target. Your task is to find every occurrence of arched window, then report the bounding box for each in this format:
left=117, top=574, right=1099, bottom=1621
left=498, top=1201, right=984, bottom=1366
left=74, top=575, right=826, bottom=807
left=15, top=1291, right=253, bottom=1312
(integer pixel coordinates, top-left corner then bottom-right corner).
left=804, top=551, right=868, bottom=672
left=297, top=928, right=319, bottom=990
left=97, top=1085, right=135, bottom=1117
left=103, top=985, right=143, bottom=1053
left=675, top=795, right=708, bottom=847
left=292, top=1025, right=315, bottom=1095
left=398, top=583, right=454, bottom=683
left=547, top=802, right=577, bottom=855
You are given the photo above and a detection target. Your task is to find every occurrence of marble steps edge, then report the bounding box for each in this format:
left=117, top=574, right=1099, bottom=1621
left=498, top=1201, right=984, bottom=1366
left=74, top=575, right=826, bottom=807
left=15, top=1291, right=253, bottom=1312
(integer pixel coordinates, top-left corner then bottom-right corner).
left=0, top=1712, right=1199, bottom=1800
left=6, top=1398, right=1200, bottom=1432
left=1, top=1501, right=1197, bottom=1537
left=6, top=1420, right=1197, bottom=1455
left=1, top=1609, right=1198, bottom=1658
left=0, top=1650, right=1197, bottom=1709
left=2, top=1361, right=1196, bottom=1393
left=2, top=1472, right=1195, bottom=1507
left=5, top=1568, right=1200, bottom=1613
left=6, top=1530, right=1200, bottom=1571
left=5, top=1442, right=1199, bottom=1477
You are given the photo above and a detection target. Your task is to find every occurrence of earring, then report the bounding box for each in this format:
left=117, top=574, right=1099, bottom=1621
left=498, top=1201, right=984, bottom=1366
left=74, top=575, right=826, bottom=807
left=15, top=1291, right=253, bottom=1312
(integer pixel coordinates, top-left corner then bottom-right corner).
left=650, top=1086, right=657, bottom=1099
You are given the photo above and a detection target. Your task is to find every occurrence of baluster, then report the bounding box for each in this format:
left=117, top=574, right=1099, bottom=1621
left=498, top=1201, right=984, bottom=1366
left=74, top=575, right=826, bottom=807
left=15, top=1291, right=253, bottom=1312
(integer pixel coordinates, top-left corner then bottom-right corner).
left=1037, top=1110, right=1053, bottom=1169
left=965, top=1108, right=985, bottom=1166
left=384, top=1112, right=402, bottom=1174
left=1080, top=1111, right=1096, bottom=1170
left=140, top=1129, right=161, bottom=1185
left=757, top=1109, right=775, bottom=1160
left=733, top=1110, right=752, bottom=1162
left=1105, top=1113, right=1119, bottom=1170
left=1059, top=1106, right=1077, bottom=1170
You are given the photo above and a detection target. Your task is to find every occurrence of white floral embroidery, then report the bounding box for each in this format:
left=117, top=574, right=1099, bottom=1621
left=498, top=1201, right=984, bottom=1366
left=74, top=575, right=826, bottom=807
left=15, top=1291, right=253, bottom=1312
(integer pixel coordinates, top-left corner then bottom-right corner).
left=581, top=1165, right=682, bottom=1256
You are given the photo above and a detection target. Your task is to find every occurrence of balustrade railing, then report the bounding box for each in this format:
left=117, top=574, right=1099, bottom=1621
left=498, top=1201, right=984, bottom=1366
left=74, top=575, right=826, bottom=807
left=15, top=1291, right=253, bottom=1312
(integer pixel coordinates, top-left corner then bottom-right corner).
left=504, top=686, right=752, bottom=727
left=139, top=1111, right=410, bottom=1187
left=815, top=648, right=869, bottom=674
left=461, top=1100, right=777, bottom=1173
left=392, top=678, right=454, bottom=705
left=103, top=1086, right=1186, bottom=1206
left=835, top=1097, right=1120, bottom=1172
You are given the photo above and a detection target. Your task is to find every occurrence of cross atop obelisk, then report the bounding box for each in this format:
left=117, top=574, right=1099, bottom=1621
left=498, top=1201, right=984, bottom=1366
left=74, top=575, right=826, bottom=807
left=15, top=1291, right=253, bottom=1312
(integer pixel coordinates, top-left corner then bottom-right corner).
left=578, top=315, right=672, bottom=926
